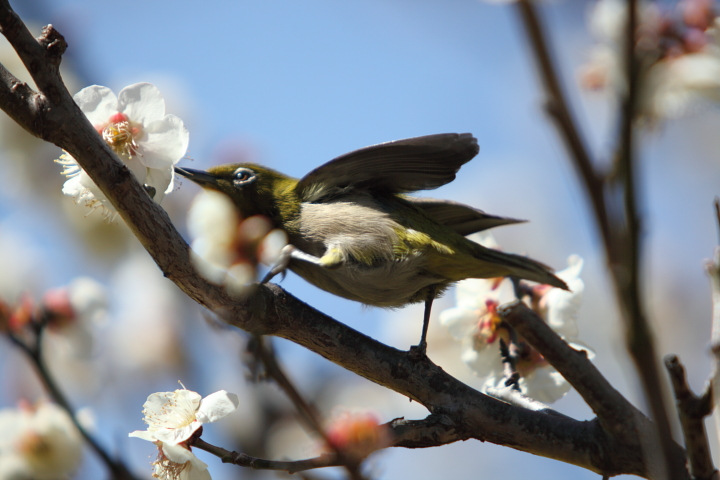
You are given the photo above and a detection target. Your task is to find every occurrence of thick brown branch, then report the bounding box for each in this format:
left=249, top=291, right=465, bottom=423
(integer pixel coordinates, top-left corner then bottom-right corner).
left=500, top=302, right=646, bottom=438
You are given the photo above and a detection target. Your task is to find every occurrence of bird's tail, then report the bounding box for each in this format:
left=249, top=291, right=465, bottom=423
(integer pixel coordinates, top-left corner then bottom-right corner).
left=481, top=247, right=568, bottom=290
left=431, top=242, right=568, bottom=290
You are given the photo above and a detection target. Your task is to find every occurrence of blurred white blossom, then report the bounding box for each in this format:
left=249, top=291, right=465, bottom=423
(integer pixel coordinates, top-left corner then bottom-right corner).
left=439, top=234, right=591, bottom=403
left=56, top=83, right=189, bottom=217
left=0, top=401, right=83, bottom=480
left=580, top=0, right=720, bottom=121
left=187, top=189, right=287, bottom=296
left=129, top=387, right=238, bottom=480
left=42, top=277, right=107, bottom=359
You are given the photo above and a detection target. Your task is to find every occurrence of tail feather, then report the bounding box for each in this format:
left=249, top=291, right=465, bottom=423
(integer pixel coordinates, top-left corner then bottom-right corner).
left=481, top=247, right=567, bottom=290
left=428, top=241, right=568, bottom=290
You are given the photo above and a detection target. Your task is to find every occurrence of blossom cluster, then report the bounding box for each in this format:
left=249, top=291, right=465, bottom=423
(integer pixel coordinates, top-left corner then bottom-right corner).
left=187, top=189, right=287, bottom=296
left=439, top=233, right=592, bottom=403
left=580, top=0, right=720, bottom=121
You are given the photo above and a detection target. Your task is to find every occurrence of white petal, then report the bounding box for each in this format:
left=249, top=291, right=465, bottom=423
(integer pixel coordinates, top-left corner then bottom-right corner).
left=556, top=255, right=583, bottom=283
left=62, top=175, right=86, bottom=197
left=455, top=278, right=493, bottom=309
left=69, top=277, right=108, bottom=325
left=77, top=169, right=108, bottom=201
left=140, top=115, right=189, bottom=168
left=145, top=166, right=174, bottom=204
left=129, top=430, right=157, bottom=441
left=123, top=155, right=149, bottom=185
left=461, top=337, right=504, bottom=377
left=153, top=424, right=200, bottom=445
left=187, top=190, right=238, bottom=242
left=190, top=247, right=231, bottom=284
left=438, top=307, right=477, bottom=340
left=161, top=443, right=205, bottom=467
left=74, top=85, right=118, bottom=127
left=180, top=465, right=212, bottom=480
left=521, top=367, right=571, bottom=404
left=195, top=391, right=239, bottom=424
left=259, top=230, right=288, bottom=266
left=144, top=390, right=202, bottom=424
left=545, top=255, right=584, bottom=336
left=118, top=83, right=166, bottom=124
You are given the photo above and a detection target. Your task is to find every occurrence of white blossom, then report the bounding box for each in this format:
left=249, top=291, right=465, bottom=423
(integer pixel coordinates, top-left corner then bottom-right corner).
left=439, top=234, right=591, bottom=403
left=129, top=388, right=238, bottom=480
left=42, top=277, right=107, bottom=358
left=0, top=401, right=83, bottom=480
left=57, top=83, right=189, bottom=216
left=187, top=189, right=287, bottom=295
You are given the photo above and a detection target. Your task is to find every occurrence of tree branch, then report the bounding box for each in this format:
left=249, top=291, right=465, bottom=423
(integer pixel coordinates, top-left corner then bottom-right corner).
left=194, top=438, right=343, bottom=473
left=664, top=355, right=717, bottom=480
left=514, top=0, right=678, bottom=477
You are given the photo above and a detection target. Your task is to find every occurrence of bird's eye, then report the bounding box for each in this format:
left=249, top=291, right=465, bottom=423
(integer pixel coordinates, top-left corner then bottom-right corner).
left=232, top=167, right=256, bottom=186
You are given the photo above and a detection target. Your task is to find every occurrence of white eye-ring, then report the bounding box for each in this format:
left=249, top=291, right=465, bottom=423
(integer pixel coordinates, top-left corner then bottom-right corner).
left=233, top=167, right=257, bottom=186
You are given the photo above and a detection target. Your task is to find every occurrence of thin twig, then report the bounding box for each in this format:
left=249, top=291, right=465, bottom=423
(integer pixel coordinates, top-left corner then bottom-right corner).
left=664, top=355, right=717, bottom=480
left=514, top=0, right=611, bottom=250
left=498, top=337, right=521, bottom=389
left=7, top=326, right=137, bottom=480
left=194, top=438, right=342, bottom=473
left=251, top=336, right=366, bottom=480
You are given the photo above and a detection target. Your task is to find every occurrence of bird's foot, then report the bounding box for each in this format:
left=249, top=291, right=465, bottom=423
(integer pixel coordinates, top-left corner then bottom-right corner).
left=408, top=341, right=428, bottom=360
left=261, top=245, right=295, bottom=284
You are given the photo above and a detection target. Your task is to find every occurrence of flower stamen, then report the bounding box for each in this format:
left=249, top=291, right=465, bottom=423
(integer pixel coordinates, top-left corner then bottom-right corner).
left=101, top=113, right=143, bottom=158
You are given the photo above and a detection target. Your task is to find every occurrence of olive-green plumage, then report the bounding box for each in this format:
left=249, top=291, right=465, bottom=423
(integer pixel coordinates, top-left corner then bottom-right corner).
left=176, top=133, right=566, bottom=352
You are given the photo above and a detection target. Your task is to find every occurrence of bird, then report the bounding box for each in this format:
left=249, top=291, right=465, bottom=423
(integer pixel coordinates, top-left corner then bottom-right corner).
left=175, top=133, right=567, bottom=356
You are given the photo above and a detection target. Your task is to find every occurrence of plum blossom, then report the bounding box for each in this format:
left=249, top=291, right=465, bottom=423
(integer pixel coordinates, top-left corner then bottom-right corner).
left=129, top=387, right=239, bottom=480
left=580, top=0, right=720, bottom=121
left=41, top=277, right=107, bottom=358
left=0, top=401, right=83, bottom=480
left=325, top=410, right=391, bottom=462
left=187, top=189, right=287, bottom=296
left=439, top=234, right=591, bottom=403
left=56, top=83, right=189, bottom=217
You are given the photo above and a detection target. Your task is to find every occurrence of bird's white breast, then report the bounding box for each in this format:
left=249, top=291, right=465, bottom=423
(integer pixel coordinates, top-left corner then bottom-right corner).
left=287, top=195, right=442, bottom=307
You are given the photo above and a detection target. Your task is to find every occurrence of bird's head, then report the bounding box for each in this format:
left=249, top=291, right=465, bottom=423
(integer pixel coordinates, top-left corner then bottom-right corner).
left=175, top=163, right=298, bottom=220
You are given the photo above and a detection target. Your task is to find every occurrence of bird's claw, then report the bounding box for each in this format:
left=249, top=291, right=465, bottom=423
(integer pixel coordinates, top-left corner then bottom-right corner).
left=408, top=341, right=428, bottom=360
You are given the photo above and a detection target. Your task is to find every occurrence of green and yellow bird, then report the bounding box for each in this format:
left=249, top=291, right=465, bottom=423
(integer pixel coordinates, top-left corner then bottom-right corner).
left=176, top=133, right=566, bottom=355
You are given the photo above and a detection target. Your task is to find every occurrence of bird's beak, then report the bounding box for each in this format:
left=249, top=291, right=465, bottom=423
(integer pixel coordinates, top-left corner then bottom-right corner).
left=174, top=167, right=219, bottom=188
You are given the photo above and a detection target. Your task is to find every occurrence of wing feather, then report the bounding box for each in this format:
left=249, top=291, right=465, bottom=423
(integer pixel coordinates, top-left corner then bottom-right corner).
left=297, top=133, right=479, bottom=201
left=408, top=197, right=525, bottom=236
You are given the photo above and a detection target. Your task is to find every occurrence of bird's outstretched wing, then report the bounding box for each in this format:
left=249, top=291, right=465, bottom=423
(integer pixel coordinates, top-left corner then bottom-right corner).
left=408, top=197, right=525, bottom=236
left=296, top=133, right=479, bottom=202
